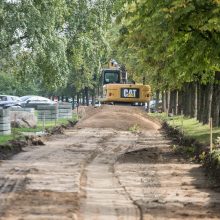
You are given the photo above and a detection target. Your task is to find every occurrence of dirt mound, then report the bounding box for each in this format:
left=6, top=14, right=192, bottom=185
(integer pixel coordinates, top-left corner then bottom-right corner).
left=0, top=140, right=27, bottom=160
left=75, top=105, right=160, bottom=131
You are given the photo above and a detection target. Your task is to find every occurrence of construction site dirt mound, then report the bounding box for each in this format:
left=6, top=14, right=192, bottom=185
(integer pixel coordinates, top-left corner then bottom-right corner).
left=75, top=105, right=160, bottom=131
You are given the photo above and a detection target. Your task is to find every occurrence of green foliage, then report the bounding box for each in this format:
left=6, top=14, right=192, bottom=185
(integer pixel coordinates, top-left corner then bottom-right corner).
left=174, top=145, right=196, bottom=160
left=199, top=151, right=207, bottom=162
left=0, top=0, right=118, bottom=94
left=214, top=136, right=220, bottom=148
left=129, top=123, right=140, bottom=133
left=0, top=0, right=69, bottom=89
left=2, top=0, right=220, bottom=96
left=0, top=72, right=40, bottom=95
left=112, top=0, right=220, bottom=91
left=0, top=135, right=13, bottom=145
left=204, top=149, right=220, bottom=183
left=210, top=150, right=220, bottom=169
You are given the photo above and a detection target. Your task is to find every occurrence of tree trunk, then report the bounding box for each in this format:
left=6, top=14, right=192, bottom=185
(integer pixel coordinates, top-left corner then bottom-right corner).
left=162, top=91, right=166, bottom=112
left=203, top=84, right=213, bottom=124
left=155, top=90, right=160, bottom=112
left=212, top=84, right=220, bottom=127
left=169, top=90, right=175, bottom=115
left=167, top=90, right=171, bottom=113
left=182, top=84, right=188, bottom=116
left=197, top=83, right=204, bottom=123
left=197, top=83, right=201, bottom=121
left=208, top=83, right=213, bottom=123
left=85, top=87, right=89, bottom=106
left=175, top=90, right=178, bottom=115
left=91, top=89, right=95, bottom=106
left=194, top=82, right=198, bottom=118
left=184, top=83, right=193, bottom=117
left=98, top=85, right=101, bottom=98
left=72, top=96, right=75, bottom=109
left=190, top=83, right=195, bottom=118
left=77, top=93, right=80, bottom=106
left=178, top=90, right=183, bottom=115
left=202, top=85, right=207, bottom=124
left=82, top=90, right=85, bottom=105
left=187, top=83, right=193, bottom=117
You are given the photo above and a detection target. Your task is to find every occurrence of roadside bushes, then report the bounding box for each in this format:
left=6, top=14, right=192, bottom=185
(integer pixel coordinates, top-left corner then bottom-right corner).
left=204, top=150, right=220, bottom=184
left=162, top=121, right=204, bottom=159
left=202, top=137, right=220, bottom=183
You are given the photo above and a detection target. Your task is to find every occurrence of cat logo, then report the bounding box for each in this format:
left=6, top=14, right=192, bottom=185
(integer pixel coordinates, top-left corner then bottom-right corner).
left=121, top=88, right=139, bottom=98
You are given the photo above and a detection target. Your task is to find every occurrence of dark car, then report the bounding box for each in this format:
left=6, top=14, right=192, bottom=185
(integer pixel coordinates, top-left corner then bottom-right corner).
left=20, top=96, right=55, bottom=109
left=0, top=95, right=21, bottom=108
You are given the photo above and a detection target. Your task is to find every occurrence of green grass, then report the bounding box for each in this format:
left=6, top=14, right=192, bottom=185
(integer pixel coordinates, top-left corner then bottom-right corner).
left=0, top=135, right=14, bottom=145
left=129, top=124, right=140, bottom=133
left=149, top=113, right=220, bottom=145
left=150, top=113, right=220, bottom=182
left=0, top=114, right=78, bottom=144
left=15, top=115, right=77, bottom=133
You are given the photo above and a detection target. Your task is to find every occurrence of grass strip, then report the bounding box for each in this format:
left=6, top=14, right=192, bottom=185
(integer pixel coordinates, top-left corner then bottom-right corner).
left=149, top=113, right=220, bottom=145
left=149, top=112, right=220, bottom=184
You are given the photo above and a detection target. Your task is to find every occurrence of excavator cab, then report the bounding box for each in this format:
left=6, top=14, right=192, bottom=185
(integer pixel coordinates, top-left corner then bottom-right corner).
left=102, top=59, right=126, bottom=85
left=102, top=69, right=121, bottom=85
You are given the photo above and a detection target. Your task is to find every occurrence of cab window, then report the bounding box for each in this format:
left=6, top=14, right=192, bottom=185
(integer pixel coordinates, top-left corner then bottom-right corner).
left=104, top=71, right=120, bottom=84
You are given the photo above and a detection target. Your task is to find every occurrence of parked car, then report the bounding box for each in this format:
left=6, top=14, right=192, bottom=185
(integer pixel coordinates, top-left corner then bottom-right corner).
left=145, top=100, right=162, bottom=112
left=0, top=95, right=21, bottom=108
left=20, top=96, right=55, bottom=109
left=94, top=100, right=101, bottom=108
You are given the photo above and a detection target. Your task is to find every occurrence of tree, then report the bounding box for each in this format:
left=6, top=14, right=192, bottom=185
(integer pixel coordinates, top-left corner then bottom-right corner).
left=109, top=0, right=220, bottom=124
left=0, top=0, right=117, bottom=96
left=0, top=0, right=69, bottom=89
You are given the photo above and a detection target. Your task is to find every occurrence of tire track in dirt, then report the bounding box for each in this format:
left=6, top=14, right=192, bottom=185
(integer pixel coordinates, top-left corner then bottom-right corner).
left=0, top=130, right=109, bottom=220
left=79, top=130, right=141, bottom=220
left=115, top=132, right=220, bottom=219
left=0, top=168, right=29, bottom=217
left=79, top=132, right=116, bottom=201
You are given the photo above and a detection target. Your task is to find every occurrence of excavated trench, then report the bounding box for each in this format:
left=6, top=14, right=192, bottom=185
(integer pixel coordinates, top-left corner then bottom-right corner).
left=0, top=105, right=220, bottom=220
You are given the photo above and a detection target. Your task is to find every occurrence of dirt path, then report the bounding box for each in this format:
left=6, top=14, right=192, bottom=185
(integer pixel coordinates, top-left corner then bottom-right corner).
left=79, top=130, right=140, bottom=220
left=0, top=105, right=220, bottom=219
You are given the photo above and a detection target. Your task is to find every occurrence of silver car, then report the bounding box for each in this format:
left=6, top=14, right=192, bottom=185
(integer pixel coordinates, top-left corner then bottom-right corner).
left=0, top=95, right=21, bottom=108
left=20, top=96, right=55, bottom=109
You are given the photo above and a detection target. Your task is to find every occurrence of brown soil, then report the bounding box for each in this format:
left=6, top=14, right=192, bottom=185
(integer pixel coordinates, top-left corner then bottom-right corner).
left=0, top=141, right=26, bottom=160
left=76, top=105, right=160, bottom=131
left=0, top=105, right=220, bottom=220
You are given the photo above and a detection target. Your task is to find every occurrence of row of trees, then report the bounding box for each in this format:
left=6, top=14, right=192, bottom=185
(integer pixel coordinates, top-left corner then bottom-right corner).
left=111, top=0, right=220, bottom=126
left=2, top=0, right=220, bottom=124
left=0, top=0, right=117, bottom=99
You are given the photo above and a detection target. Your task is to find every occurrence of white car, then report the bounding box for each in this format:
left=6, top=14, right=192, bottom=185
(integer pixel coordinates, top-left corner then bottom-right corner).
left=94, top=101, right=101, bottom=108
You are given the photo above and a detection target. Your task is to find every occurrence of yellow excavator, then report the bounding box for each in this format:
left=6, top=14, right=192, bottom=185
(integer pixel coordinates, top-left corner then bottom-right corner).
left=100, top=60, right=151, bottom=105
